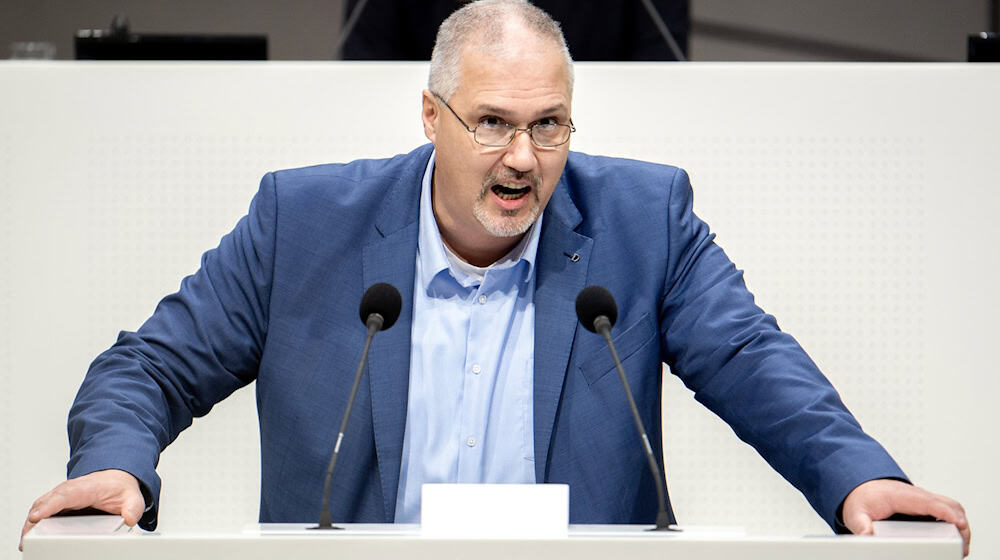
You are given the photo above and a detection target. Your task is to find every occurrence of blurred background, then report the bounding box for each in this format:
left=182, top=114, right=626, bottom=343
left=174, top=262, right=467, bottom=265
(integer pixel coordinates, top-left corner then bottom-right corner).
left=2, top=0, right=997, bottom=62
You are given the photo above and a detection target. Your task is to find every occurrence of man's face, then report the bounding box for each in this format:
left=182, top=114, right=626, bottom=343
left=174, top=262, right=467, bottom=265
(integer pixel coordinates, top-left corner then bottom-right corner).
left=422, top=31, right=572, bottom=264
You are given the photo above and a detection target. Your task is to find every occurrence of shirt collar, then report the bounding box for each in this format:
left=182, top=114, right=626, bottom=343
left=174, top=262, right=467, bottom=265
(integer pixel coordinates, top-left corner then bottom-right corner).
left=417, top=150, right=542, bottom=289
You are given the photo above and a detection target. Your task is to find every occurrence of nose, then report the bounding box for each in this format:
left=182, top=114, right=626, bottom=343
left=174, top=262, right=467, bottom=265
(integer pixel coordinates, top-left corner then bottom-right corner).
left=501, top=129, right=538, bottom=174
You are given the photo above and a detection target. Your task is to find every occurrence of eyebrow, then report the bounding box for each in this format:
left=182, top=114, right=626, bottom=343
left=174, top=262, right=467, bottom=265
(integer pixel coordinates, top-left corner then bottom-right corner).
left=474, top=103, right=569, bottom=120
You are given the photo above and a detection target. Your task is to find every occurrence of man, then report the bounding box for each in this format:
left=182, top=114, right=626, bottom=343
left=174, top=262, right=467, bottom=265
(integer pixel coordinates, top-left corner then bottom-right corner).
left=22, top=0, right=970, bottom=555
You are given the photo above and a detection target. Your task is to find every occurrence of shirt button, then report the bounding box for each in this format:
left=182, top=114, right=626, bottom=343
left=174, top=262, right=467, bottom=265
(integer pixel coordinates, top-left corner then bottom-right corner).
left=472, top=364, right=482, bottom=375
left=478, top=295, right=487, bottom=304
left=466, top=437, right=477, bottom=447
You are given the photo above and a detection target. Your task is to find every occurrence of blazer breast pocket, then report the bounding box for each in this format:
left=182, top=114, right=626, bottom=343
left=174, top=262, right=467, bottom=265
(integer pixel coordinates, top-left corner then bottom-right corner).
left=580, top=312, right=658, bottom=387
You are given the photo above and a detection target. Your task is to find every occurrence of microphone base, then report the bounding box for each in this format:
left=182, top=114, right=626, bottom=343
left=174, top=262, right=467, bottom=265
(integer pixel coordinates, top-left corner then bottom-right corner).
left=308, top=524, right=346, bottom=531
left=647, top=511, right=682, bottom=532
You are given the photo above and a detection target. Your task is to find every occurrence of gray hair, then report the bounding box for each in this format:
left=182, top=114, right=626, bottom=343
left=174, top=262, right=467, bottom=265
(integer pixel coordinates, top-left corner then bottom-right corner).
left=428, top=0, right=575, bottom=101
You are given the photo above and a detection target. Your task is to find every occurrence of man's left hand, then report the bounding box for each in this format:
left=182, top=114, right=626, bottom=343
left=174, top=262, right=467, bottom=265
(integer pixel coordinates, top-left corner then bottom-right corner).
left=842, top=479, right=970, bottom=557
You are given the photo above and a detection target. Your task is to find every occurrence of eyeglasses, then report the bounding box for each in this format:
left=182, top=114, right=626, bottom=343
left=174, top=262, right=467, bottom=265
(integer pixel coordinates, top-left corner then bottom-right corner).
left=433, top=92, right=575, bottom=148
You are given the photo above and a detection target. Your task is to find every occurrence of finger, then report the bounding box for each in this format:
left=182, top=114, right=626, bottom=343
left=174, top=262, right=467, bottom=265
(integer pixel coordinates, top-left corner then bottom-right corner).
left=886, top=490, right=970, bottom=556
left=932, top=498, right=972, bottom=558
left=928, top=500, right=966, bottom=527
left=844, top=509, right=874, bottom=536
left=21, top=489, right=63, bottom=551
left=29, top=482, right=100, bottom=521
left=19, top=517, right=34, bottom=552
left=119, top=488, right=145, bottom=527
left=897, top=502, right=969, bottom=557
left=891, top=491, right=966, bottom=527
left=27, top=490, right=72, bottom=523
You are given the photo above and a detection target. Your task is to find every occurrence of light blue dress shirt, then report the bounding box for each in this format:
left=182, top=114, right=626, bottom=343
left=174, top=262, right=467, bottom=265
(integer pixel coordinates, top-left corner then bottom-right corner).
left=394, top=151, right=541, bottom=523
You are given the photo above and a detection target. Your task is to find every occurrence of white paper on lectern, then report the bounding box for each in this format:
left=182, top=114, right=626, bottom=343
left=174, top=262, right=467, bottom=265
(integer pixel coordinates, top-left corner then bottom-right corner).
left=872, top=521, right=960, bottom=539
left=31, top=515, right=130, bottom=536
left=421, top=483, right=568, bottom=538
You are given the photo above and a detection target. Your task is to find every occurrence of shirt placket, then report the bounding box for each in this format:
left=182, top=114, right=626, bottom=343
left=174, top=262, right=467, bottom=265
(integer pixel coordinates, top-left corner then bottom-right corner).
left=455, top=269, right=512, bottom=482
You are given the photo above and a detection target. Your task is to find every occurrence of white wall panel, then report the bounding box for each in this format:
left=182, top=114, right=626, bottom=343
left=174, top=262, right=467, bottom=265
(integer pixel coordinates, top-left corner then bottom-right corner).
left=1, top=61, right=997, bottom=559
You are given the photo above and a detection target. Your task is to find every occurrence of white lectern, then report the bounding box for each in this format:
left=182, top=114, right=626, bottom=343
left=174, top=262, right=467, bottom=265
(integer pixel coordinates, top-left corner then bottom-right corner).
left=23, top=517, right=961, bottom=560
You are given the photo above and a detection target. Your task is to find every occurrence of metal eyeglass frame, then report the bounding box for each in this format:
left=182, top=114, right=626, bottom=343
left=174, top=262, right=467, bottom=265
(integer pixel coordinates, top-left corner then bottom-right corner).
left=432, top=92, right=575, bottom=148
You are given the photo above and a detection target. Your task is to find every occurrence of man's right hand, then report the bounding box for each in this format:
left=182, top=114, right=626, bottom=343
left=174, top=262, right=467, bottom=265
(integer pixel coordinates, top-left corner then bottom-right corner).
left=19, top=469, right=146, bottom=551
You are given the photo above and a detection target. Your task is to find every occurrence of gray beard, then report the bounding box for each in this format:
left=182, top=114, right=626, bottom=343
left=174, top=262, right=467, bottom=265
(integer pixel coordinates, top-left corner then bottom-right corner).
left=472, top=196, right=540, bottom=237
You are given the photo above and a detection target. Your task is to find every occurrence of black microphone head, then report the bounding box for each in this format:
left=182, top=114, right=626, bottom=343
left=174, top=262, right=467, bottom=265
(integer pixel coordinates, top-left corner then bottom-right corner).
left=359, top=282, right=402, bottom=330
left=575, top=285, right=618, bottom=333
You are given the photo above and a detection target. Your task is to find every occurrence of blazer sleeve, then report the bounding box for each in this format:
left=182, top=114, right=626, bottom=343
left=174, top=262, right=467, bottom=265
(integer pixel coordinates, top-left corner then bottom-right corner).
left=657, top=168, right=907, bottom=529
left=65, top=172, right=279, bottom=530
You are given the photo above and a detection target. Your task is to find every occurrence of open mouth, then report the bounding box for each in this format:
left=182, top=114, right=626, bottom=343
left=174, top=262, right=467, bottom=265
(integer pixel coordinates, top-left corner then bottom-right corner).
left=491, top=184, right=531, bottom=200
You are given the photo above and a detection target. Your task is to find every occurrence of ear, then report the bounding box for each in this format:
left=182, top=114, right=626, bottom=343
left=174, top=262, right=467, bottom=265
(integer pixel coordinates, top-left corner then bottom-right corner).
left=421, top=90, right=439, bottom=144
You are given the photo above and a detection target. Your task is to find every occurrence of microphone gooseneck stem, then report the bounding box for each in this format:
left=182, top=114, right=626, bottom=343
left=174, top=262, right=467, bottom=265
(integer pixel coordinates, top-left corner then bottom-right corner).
left=315, top=313, right=383, bottom=529
left=595, top=316, right=677, bottom=532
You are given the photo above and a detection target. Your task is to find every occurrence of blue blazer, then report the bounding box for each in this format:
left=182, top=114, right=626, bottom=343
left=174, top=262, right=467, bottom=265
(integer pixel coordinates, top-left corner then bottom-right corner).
left=68, top=144, right=905, bottom=531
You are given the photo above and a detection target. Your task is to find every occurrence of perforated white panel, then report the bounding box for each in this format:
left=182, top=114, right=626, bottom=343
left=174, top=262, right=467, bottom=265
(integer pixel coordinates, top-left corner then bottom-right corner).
left=660, top=133, right=930, bottom=536
left=0, top=136, right=13, bottom=545
left=1, top=62, right=997, bottom=559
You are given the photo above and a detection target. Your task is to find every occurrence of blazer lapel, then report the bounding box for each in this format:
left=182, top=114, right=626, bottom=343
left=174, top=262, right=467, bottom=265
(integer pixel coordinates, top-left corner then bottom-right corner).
left=532, top=179, right=593, bottom=482
left=361, top=146, right=428, bottom=521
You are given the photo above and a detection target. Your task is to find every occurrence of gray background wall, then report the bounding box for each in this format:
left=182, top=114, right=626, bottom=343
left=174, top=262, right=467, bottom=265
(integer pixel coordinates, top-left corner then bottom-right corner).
left=691, top=0, right=992, bottom=61
left=1, top=0, right=995, bottom=62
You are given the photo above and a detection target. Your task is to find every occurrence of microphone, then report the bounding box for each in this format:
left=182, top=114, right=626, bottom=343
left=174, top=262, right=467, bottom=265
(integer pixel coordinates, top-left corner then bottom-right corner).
left=359, top=281, right=402, bottom=331
left=313, top=282, right=402, bottom=530
left=575, top=286, right=679, bottom=532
